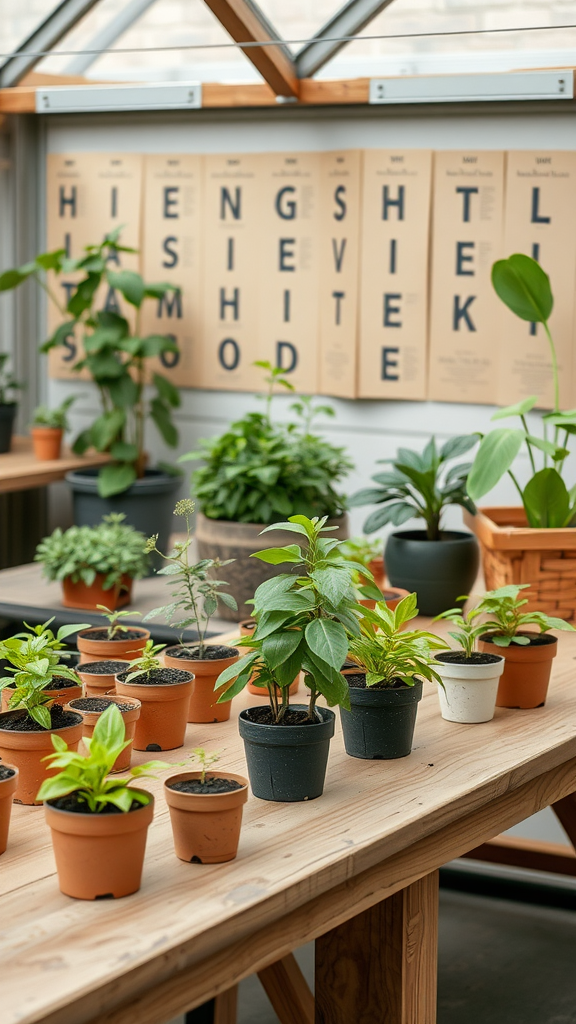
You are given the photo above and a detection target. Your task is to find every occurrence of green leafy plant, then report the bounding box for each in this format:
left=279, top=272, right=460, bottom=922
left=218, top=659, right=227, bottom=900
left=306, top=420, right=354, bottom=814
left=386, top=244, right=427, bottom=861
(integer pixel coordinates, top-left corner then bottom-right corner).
left=96, top=605, right=141, bottom=640
left=468, top=254, right=576, bottom=527
left=0, top=621, right=86, bottom=728
left=433, top=604, right=491, bottom=659
left=473, top=584, right=574, bottom=647
left=144, top=499, right=237, bottom=655
left=37, top=703, right=172, bottom=810
left=180, top=363, right=352, bottom=524
left=347, top=594, right=447, bottom=686
left=340, top=536, right=382, bottom=570
left=349, top=436, right=477, bottom=540
left=0, top=353, right=23, bottom=405
left=192, top=747, right=220, bottom=784
left=35, top=512, right=149, bottom=595
left=0, top=229, right=181, bottom=497
left=125, top=639, right=166, bottom=682
left=216, top=514, right=368, bottom=722
left=31, top=396, right=75, bottom=430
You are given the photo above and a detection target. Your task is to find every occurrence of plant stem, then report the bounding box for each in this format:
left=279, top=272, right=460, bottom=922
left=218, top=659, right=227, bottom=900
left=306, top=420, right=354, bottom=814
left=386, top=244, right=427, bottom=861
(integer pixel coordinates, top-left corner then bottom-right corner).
left=520, top=415, right=537, bottom=474
left=543, top=320, right=560, bottom=414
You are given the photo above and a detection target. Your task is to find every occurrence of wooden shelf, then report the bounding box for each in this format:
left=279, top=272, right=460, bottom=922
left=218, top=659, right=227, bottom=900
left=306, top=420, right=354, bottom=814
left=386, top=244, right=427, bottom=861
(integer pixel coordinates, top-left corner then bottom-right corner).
left=0, top=436, right=108, bottom=494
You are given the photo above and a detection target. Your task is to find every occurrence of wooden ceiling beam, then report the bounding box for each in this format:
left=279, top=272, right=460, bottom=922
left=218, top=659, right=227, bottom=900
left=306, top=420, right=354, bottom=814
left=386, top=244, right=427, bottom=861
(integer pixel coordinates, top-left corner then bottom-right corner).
left=202, top=0, right=299, bottom=99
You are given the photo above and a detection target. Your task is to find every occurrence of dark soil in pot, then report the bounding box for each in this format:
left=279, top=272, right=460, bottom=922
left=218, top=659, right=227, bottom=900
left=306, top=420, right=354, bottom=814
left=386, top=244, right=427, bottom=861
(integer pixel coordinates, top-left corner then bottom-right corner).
left=0, top=765, right=15, bottom=781
left=44, top=676, right=80, bottom=690
left=49, top=793, right=143, bottom=814
left=244, top=706, right=319, bottom=726
left=168, top=644, right=237, bottom=661
left=167, top=777, right=244, bottom=795
left=83, top=629, right=145, bottom=642
left=116, top=668, right=188, bottom=685
left=385, top=529, right=479, bottom=616
left=480, top=632, right=556, bottom=648
left=238, top=703, right=335, bottom=802
left=436, top=652, right=502, bottom=666
left=0, top=706, right=81, bottom=732
left=340, top=678, right=423, bottom=760
left=77, top=660, right=132, bottom=675
left=70, top=697, right=135, bottom=712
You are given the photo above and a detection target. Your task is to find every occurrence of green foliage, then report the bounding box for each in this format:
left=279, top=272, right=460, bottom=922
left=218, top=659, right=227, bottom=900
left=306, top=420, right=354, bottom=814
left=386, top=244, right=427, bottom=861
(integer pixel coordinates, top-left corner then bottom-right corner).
left=192, top=747, right=220, bottom=784
left=340, top=536, right=382, bottom=570
left=96, top=605, right=141, bottom=640
left=216, top=514, right=367, bottom=721
left=31, top=395, right=75, bottom=430
left=35, top=512, right=149, bottom=592
left=36, top=703, right=172, bottom=810
left=180, top=364, right=352, bottom=524
left=0, top=620, right=87, bottom=728
left=433, top=603, right=491, bottom=659
left=144, top=499, right=237, bottom=654
left=474, top=584, right=575, bottom=647
left=349, top=435, right=477, bottom=541
left=0, top=353, right=23, bottom=405
left=0, top=231, right=181, bottom=497
left=348, top=593, right=447, bottom=687
left=125, top=639, right=166, bottom=682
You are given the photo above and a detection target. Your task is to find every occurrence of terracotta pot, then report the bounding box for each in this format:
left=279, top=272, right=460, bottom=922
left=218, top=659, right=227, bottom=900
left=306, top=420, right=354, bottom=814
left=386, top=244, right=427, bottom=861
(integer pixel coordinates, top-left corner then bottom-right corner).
left=44, top=792, right=154, bottom=899
left=1, top=677, right=82, bottom=712
left=359, top=585, right=411, bottom=612
left=63, top=575, right=133, bottom=612
left=0, top=710, right=83, bottom=805
left=247, top=675, right=300, bottom=697
left=164, top=771, right=248, bottom=863
left=115, top=669, right=194, bottom=750
left=163, top=647, right=238, bottom=724
left=239, top=619, right=256, bottom=636
left=367, top=556, right=385, bottom=591
left=0, top=764, right=18, bottom=855
left=76, top=659, right=131, bottom=696
left=478, top=633, right=558, bottom=709
left=31, top=426, right=63, bottom=461
left=67, top=695, right=141, bottom=772
left=77, top=626, right=150, bottom=665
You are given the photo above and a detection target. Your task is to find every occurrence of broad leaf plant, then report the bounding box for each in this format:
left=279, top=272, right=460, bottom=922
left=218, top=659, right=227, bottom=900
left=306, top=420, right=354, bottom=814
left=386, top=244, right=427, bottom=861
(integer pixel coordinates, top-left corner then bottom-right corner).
left=0, top=620, right=88, bottom=728
left=348, top=593, right=447, bottom=687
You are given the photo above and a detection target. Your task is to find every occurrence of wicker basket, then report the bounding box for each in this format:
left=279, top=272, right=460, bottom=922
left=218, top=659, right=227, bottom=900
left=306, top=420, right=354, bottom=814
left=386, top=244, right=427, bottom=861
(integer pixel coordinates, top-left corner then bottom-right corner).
left=464, top=507, right=576, bottom=622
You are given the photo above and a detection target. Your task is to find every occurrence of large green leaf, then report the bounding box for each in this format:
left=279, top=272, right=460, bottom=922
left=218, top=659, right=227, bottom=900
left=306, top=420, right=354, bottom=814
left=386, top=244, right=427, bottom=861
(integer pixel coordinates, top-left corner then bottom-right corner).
left=305, top=618, right=348, bottom=671
left=150, top=398, right=178, bottom=447
left=251, top=545, right=303, bottom=565
left=90, top=409, right=126, bottom=451
left=107, top=270, right=145, bottom=308
left=153, top=373, right=181, bottom=408
left=439, top=434, right=477, bottom=461
left=467, top=428, right=525, bottom=501
left=492, top=254, right=553, bottom=323
left=491, top=396, right=538, bottom=421
left=262, top=630, right=302, bottom=670
left=522, top=468, right=570, bottom=528
left=97, top=462, right=137, bottom=498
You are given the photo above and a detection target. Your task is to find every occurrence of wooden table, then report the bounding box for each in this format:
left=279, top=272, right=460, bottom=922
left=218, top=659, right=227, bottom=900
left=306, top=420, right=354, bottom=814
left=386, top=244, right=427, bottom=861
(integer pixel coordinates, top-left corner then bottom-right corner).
left=0, top=436, right=108, bottom=493
left=2, top=626, right=576, bottom=1024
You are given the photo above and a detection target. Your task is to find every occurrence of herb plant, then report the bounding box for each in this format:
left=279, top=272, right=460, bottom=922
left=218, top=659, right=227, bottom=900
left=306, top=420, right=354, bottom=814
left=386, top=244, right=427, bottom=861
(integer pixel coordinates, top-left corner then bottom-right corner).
left=144, top=499, right=237, bottom=655
left=192, top=747, right=220, bottom=783
left=474, top=584, right=574, bottom=647
left=125, top=640, right=166, bottom=682
left=347, top=594, right=446, bottom=687
left=0, top=230, right=181, bottom=498
left=96, top=606, right=142, bottom=640
left=35, top=512, right=149, bottom=594
left=349, top=436, right=477, bottom=540
left=340, top=536, right=382, bottom=571
left=37, top=704, right=171, bottom=810
left=31, top=396, right=75, bottom=430
left=433, top=604, right=491, bottom=659
left=467, top=255, right=576, bottom=527
left=0, top=621, right=86, bottom=727
left=0, top=353, right=23, bottom=405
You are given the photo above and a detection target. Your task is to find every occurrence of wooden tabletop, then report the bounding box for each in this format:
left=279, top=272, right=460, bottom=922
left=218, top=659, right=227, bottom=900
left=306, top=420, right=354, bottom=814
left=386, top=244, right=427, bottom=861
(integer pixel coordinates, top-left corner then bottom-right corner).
left=0, top=436, right=108, bottom=493
left=2, top=623, right=576, bottom=1024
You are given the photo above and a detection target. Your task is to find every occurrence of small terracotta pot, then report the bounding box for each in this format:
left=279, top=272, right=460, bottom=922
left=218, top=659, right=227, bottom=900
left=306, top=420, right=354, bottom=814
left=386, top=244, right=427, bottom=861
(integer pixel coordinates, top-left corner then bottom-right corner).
left=1, top=677, right=82, bottom=712
left=44, top=791, right=154, bottom=899
left=247, top=675, right=300, bottom=697
left=67, top=695, right=141, bottom=772
left=77, top=626, right=149, bottom=665
left=359, top=585, right=411, bottom=612
left=115, top=669, right=194, bottom=750
left=164, top=772, right=248, bottom=863
left=0, top=710, right=83, bottom=805
left=239, top=619, right=256, bottom=636
left=479, top=633, right=558, bottom=709
left=163, top=647, right=239, bottom=724
left=31, top=426, right=63, bottom=461
left=0, top=765, right=18, bottom=855
left=62, top=574, right=133, bottom=612
left=367, top=556, right=385, bottom=591
left=76, top=659, right=131, bottom=696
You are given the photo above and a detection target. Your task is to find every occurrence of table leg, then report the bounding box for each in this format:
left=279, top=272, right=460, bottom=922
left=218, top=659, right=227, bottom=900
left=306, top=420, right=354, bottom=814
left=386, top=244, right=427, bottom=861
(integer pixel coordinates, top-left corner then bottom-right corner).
left=258, top=953, right=314, bottom=1024
left=315, top=870, right=439, bottom=1024
left=553, top=792, right=576, bottom=850
left=185, top=987, right=237, bottom=1024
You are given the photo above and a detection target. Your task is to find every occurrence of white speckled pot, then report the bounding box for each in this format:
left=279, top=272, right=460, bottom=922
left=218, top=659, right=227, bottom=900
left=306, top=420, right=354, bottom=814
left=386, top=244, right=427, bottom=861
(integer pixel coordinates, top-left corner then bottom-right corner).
left=434, top=654, right=505, bottom=724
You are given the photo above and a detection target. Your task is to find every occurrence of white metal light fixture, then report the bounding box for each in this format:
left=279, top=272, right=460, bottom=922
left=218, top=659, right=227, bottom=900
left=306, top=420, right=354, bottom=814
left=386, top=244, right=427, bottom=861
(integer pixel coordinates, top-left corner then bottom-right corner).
left=35, top=81, right=202, bottom=113
left=369, top=70, right=573, bottom=104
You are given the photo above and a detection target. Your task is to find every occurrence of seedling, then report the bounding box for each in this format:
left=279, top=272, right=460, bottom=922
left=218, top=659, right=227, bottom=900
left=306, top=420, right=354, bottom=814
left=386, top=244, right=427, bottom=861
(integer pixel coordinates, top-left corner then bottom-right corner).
left=0, top=621, right=87, bottom=728
left=125, top=640, right=166, bottom=682
left=475, top=584, right=574, bottom=647
left=97, top=605, right=141, bottom=640
left=31, top=396, right=75, bottom=431
left=192, top=747, right=220, bottom=784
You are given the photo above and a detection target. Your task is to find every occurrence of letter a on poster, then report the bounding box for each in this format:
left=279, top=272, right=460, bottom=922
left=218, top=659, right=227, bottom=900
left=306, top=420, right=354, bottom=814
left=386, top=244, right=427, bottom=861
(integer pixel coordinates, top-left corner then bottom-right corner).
left=428, top=151, right=505, bottom=404
left=358, top=150, right=432, bottom=400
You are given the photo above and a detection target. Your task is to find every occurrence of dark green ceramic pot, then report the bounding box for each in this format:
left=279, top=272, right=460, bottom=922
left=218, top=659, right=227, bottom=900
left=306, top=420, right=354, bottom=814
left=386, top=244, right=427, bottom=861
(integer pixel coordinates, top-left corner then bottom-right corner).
left=385, top=529, right=479, bottom=616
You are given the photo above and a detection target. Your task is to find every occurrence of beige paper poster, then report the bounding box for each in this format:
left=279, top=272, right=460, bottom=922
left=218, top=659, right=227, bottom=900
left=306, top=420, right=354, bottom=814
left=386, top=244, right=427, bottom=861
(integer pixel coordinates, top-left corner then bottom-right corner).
left=318, top=150, right=362, bottom=398
left=200, top=153, right=264, bottom=391
left=428, top=151, right=505, bottom=404
left=358, top=150, right=432, bottom=400
left=498, top=151, right=576, bottom=410
left=141, top=154, right=202, bottom=388
left=257, top=152, right=321, bottom=394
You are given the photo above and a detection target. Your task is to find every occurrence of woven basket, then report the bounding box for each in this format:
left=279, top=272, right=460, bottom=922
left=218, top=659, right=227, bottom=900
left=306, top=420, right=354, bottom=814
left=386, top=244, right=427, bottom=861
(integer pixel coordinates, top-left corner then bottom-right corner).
left=464, top=507, right=576, bottom=622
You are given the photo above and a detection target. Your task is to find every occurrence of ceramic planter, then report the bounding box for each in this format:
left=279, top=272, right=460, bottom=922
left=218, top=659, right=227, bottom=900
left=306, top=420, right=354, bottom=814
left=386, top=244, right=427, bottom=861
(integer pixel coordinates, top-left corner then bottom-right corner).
left=479, top=633, right=558, bottom=709
left=1, top=676, right=82, bottom=712
left=385, top=529, right=479, bottom=616
left=164, top=771, right=249, bottom=863
left=44, top=792, right=154, bottom=899
left=63, top=575, right=133, bottom=612
left=238, top=704, right=335, bottom=802
left=163, top=647, right=238, bottom=724
left=77, top=626, right=149, bottom=664
left=31, top=426, right=62, bottom=461
left=67, top=695, right=141, bottom=772
left=0, top=765, right=18, bottom=855
left=76, top=659, right=131, bottom=697
left=0, top=709, right=83, bottom=804
left=340, top=676, right=423, bottom=759
left=0, top=403, right=16, bottom=454
left=434, top=653, right=505, bottom=724
left=115, top=668, right=194, bottom=750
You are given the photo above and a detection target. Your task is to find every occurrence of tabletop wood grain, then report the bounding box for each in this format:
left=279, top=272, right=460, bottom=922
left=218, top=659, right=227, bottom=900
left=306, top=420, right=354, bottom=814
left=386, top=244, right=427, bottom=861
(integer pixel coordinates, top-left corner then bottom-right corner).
left=0, top=437, right=108, bottom=494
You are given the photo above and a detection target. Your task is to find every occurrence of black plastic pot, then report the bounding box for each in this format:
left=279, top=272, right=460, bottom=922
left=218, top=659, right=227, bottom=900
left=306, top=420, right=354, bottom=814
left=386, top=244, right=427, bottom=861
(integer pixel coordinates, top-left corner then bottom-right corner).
left=0, top=404, right=17, bottom=454
left=385, top=529, right=479, bottom=616
left=340, top=677, right=422, bottom=759
left=66, top=468, right=181, bottom=560
left=238, top=705, right=335, bottom=802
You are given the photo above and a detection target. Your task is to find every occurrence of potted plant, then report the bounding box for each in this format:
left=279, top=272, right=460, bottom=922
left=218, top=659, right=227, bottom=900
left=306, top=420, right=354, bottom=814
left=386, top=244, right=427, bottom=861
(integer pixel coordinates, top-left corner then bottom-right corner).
left=30, top=396, right=75, bottom=461
left=0, top=619, right=87, bottom=712
left=474, top=584, right=574, bottom=708
left=0, top=764, right=18, bottom=855
left=37, top=704, right=171, bottom=899
left=164, top=747, right=248, bottom=864
left=235, top=618, right=300, bottom=697
left=0, top=231, right=182, bottom=549
left=433, top=602, right=506, bottom=724
left=115, top=640, right=194, bottom=751
left=180, top=363, right=352, bottom=621
left=144, top=500, right=239, bottom=724
left=36, top=514, right=149, bottom=611
left=340, top=536, right=386, bottom=591
left=76, top=606, right=150, bottom=665
left=466, top=254, right=576, bottom=623
left=0, top=353, right=23, bottom=453
left=349, top=435, right=479, bottom=615
left=66, top=694, right=142, bottom=772
left=216, top=515, right=368, bottom=802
